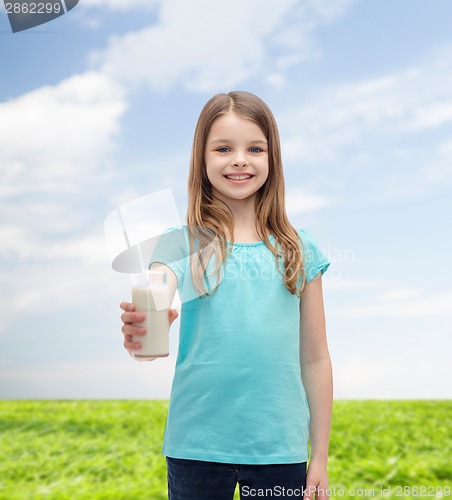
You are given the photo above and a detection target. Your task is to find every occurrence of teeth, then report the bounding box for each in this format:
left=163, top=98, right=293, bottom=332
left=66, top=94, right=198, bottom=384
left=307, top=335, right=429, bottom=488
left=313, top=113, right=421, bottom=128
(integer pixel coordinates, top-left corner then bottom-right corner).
left=225, top=175, right=252, bottom=180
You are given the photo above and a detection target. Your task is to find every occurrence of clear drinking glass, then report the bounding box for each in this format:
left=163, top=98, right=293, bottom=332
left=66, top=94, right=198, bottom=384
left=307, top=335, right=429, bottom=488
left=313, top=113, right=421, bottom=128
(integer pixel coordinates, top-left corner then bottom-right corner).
left=130, top=270, right=170, bottom=361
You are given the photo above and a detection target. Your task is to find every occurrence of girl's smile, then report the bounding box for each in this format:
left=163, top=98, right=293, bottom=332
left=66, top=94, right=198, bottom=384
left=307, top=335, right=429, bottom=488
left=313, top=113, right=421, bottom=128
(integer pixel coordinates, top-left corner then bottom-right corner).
left=223, top=173, right=255, bottom=184
left=205, top=111, right=269, bottom=206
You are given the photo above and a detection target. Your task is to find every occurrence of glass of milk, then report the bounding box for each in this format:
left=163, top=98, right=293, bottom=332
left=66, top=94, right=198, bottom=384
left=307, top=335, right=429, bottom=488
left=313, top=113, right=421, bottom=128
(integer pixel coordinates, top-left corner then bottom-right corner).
left=130, top=270, right=170, bottom=361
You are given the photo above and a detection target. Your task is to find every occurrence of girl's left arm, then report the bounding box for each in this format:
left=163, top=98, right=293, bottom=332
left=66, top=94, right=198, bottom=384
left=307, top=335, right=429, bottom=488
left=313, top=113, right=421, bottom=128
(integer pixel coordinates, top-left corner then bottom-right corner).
left=300, top=271, right=333, bottom=500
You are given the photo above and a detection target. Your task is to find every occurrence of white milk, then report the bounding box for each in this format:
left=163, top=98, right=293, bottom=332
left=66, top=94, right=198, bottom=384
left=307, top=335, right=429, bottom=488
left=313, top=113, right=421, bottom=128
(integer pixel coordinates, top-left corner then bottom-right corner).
left=131, top=283, right=170, bottom=360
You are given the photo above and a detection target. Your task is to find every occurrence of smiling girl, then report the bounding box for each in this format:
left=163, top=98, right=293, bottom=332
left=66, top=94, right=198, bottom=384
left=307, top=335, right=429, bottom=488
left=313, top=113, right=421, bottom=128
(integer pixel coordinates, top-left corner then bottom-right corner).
left=120, top=91, right=332, bottom=500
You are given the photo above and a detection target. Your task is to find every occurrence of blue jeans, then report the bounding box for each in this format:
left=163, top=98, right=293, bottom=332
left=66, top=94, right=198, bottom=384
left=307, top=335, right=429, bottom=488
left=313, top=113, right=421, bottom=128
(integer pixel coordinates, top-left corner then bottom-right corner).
left=166, top=457, right=307, bottom=499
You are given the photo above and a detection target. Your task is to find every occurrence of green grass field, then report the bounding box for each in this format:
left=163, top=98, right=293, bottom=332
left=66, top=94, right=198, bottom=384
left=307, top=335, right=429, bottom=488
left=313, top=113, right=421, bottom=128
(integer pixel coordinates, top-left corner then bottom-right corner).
left=0, top=400, right=450, bottom=499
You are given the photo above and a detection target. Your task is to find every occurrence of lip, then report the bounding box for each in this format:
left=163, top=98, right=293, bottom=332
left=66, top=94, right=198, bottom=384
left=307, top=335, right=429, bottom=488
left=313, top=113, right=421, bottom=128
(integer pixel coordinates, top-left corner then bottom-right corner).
left=223, top=174, right=255, bottom=184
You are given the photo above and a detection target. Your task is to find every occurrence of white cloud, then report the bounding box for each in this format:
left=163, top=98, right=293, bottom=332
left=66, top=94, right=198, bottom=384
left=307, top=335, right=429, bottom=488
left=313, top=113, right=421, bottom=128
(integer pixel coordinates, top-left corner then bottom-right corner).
left=71, top=0, right=159, bottom=30
left=0, top=71, right=126, bottom=197
left=265, top=73, right=286, bottom=89
left=326, top=278, right=388, bottom=291
left=335, top=291, right=452, bottom=319
left=379, top=287, right=422, bottom=302
left=79, top=0, right=159, bottom=11
left=286, top=188, right=335, bottom=215
left=0, top=262, right=118, bottom=329
left=0, top=71, right=129, bottom=336
left=305, top=0, right=356, bottom=23
left=420, top=135, right=452, bottom=184
left=280, top=46, right=452, bottom=198
left=0, top=358, right=176, bottom=398
left=91, top=0, right=356, bottom=92
left=333, top=353, right=451, bottom=399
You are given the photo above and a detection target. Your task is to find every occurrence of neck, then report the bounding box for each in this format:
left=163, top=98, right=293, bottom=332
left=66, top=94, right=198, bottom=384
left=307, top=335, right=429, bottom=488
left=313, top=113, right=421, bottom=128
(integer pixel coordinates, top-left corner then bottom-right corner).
left=214, top=196, right=261, bottom=241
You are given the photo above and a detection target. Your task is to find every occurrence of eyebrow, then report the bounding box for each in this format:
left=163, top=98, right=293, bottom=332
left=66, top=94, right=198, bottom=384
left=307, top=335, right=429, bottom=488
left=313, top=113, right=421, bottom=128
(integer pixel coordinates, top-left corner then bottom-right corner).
left=209, top=138, right=268, bottom=145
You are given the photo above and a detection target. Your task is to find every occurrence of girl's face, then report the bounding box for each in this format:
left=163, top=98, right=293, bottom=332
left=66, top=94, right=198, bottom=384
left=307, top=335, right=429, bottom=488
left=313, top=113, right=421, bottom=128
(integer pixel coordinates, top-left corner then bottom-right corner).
left=205, top=111, right=269, bottom=208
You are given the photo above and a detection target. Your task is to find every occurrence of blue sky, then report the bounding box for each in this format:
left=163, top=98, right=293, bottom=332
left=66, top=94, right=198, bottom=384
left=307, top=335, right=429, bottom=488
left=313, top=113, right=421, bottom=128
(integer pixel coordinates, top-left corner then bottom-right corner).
left=0, top=0, right=451, bottom=399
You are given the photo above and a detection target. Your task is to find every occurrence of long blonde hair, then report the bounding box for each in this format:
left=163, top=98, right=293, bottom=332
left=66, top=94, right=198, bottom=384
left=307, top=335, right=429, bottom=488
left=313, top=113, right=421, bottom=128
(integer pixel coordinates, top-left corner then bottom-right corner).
left=186, top=91, right=308, bottom=297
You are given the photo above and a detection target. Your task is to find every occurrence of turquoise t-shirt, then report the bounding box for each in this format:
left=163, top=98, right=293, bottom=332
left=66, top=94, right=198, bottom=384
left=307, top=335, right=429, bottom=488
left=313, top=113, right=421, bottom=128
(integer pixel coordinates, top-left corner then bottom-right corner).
left=150, top=226, right=330, bottom=464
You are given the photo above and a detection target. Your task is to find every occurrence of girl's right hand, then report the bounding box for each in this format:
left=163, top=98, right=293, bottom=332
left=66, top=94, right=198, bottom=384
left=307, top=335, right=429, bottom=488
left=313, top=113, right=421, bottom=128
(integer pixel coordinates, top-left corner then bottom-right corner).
left=120, top=301, right=179, bottom=353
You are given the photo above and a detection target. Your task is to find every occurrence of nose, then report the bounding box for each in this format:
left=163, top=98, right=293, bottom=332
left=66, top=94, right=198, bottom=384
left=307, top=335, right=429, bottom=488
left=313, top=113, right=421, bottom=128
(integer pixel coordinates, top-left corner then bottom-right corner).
left=231, top=147, right=249, bottom=167
left=233, top=155, right=248, bottom=167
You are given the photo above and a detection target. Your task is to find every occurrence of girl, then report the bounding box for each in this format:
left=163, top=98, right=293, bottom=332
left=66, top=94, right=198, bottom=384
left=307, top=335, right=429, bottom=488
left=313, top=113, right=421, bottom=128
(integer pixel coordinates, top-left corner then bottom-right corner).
left=120, top=91, right=332, bottom=500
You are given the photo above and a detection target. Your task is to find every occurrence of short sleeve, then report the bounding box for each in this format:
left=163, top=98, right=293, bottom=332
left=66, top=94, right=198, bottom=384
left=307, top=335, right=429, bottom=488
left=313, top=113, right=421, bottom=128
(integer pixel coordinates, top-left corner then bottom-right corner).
left=148, top=226, right=188, bottom=291
left=298, top=228, right=331, bottom=283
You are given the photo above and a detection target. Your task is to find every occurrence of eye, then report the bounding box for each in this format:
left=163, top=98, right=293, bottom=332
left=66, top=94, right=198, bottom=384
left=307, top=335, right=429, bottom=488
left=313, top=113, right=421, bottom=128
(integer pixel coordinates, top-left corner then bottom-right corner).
left=216, top=147, right=230, bottom=153
left=249, top=147, right=263, bottom=153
